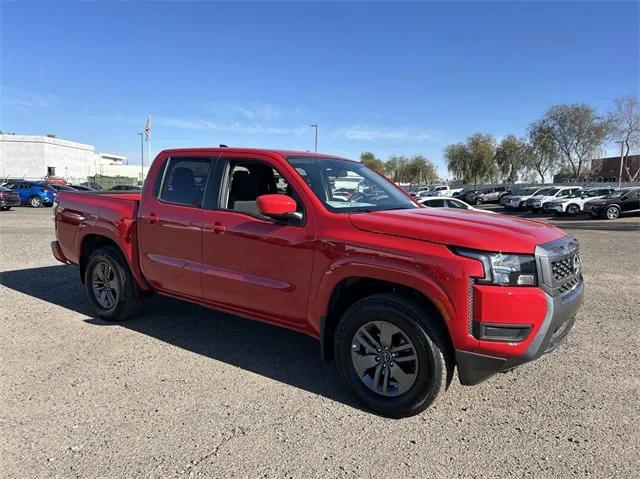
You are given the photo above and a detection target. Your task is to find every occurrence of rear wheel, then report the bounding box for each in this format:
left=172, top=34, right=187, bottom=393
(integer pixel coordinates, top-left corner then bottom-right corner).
left=605, top=205, right=620, bottom=220
left=334, top=293, right=452, bottom=418
left=0, top=206, right=10, bottom=211
left=84, top=246, right=142, bottom=321
left=28, top=196, right=42, bottom=207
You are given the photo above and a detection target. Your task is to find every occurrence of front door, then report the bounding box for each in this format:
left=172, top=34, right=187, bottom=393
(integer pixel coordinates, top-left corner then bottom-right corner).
left=138, top=157, right=213, bottom=298
left=201, top=156, right=315, bottom=325
left=621, top=190, right=640, bottom=213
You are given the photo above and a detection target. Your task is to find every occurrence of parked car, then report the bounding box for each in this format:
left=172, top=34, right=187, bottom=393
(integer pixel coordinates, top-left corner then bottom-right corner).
left=544, top=187, right=615, bottom=215
left=457, top=188, right=482, bottom=202
left=52, top=147, right=584, bottom=418
left=50, top=184, right=78, bottom=192
left=500, top=187, right=544, bottom=209
left=1, top=180, right=56, bottom=207
left=0, top=185, right=21, bottom=210
left=525, top=186, right=583, bottom=212
left=584, top=187, right=640, bottom=220
left=465, top=186, right=510, bottom=205
left=68, top=184, right=97, bottom=192
left=109, top=184, right=142, bottom=191
left=418, top=196, right=497, bottom=213
left=422, top=185, right=464, bottom=197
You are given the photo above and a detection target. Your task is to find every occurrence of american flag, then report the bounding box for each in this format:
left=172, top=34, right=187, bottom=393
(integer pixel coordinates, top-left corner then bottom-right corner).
left=144, top=115, right=151, bottom=141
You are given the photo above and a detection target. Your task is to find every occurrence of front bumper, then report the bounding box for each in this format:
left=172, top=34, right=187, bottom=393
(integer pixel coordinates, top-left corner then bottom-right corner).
left=456, top=281, right=583, bottom=385
left=455, top=236, right=584, bottom=385
left=0, top=197, right=21, bottom=207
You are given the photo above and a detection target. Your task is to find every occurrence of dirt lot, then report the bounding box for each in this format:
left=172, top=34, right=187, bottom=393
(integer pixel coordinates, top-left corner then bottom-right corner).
left=1, top=206, right=639, bottom=478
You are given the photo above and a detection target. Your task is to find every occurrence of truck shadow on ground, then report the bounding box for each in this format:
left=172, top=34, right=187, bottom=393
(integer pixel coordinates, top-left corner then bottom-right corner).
left=1, top=264, right=360, bottom=410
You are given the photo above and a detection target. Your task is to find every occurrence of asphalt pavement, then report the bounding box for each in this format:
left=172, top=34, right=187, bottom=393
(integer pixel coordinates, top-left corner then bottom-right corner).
left=1, top=206, right=639, bottom=478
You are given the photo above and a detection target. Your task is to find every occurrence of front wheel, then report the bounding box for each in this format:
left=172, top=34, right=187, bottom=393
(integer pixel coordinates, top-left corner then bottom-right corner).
left=28, top=196, right=43, bottom=207
left=334, top=293, right=452, bottom=418
left=0, top=206, right=10, bottom=211
left=84, top=246, right=142, bottom=321
left=566, top=204, right=580, bottom=215
left=605, top=205, right=620, bottom=220
left=474, top=197, right=483, bottom=205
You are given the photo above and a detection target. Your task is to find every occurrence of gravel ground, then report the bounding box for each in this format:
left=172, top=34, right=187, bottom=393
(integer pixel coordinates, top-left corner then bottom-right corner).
left=1, top=206, right=639, bottom=478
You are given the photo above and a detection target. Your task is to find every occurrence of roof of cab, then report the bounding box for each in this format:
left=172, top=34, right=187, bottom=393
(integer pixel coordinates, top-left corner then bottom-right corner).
left=157, top=147, right=354, bottom=161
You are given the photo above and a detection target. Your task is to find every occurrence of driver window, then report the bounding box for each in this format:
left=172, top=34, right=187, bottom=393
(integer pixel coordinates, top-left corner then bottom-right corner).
left=223, top=160, right=303, bottom=217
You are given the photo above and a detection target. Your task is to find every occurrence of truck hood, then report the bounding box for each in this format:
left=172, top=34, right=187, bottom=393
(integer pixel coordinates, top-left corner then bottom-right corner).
left=348, top=208, right=565, bottom=254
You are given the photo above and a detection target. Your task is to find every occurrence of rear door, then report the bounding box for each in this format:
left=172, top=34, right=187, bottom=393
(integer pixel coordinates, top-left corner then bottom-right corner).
left=200, top=154, right=316, bottom=325
left=138, top=156, right=213, bottom=298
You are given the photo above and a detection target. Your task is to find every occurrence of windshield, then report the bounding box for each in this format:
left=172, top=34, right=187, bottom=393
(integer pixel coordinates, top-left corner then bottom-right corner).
left=607, top=189, right=634, bottom=198
left=518, top=187, right=540, bottom=195
left=287, top=157, right=417, bottom=213
left=537, top=188, right=556, bottom=196
left=583, top=189, right=608, bottom=198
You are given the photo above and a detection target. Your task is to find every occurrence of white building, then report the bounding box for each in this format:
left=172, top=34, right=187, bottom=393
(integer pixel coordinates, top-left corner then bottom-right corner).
left=0, top=134, right=149, bottom=184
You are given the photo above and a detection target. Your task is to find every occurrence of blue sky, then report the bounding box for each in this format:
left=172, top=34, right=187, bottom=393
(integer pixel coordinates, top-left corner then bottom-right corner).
left=1, top=1, right=638, bottom=177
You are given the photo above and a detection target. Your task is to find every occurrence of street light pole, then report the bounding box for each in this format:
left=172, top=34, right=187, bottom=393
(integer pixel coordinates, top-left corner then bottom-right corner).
left=138, top=133, right=144, bottom=183
left=615, top=140, right=625, bottom=188
left=310, top=124, right=318, bottom=153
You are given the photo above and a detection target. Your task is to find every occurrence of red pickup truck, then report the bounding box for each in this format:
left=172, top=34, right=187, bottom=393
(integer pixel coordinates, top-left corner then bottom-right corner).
left=52, top=148, right=584, bottom=417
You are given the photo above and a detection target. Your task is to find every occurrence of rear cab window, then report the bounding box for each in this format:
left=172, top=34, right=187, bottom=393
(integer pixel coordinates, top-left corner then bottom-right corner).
left=158, top=157, right=212, bottom=208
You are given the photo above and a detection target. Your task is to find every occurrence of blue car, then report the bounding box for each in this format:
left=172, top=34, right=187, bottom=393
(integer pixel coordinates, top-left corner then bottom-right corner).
left=1, top=180, right=56, bottom=207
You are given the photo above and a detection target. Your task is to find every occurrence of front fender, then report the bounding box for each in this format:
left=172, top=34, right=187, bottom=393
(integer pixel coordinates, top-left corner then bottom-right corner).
left=310, top=255, right=459, bottom=339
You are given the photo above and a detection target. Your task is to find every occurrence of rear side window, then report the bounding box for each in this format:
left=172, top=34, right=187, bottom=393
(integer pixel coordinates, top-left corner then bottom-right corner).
left=159, top=158, right=212, bottom=207
left=427, top=199, right=446, bottom=207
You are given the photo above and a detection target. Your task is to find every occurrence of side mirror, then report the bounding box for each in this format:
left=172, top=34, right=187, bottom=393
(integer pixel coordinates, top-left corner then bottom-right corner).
left=257, top=194, right=302, bottom=223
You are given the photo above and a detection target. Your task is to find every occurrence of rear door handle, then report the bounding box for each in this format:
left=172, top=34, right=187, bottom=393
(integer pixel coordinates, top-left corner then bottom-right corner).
left=148, top=213, right=159, bottom=224
left=212, top=222, right=226, bottom=234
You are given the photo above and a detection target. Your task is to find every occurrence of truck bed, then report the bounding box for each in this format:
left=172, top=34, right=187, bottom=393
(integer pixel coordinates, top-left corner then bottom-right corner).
left=54, top=190, right=141, bottom=270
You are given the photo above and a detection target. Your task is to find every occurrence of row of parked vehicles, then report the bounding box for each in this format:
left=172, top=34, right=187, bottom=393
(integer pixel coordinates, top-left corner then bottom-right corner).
left=408, top=182, right=640, bottom=220
left=500, top=185, right=640, bottom=220
left=0, top=180, right=142, bottom=210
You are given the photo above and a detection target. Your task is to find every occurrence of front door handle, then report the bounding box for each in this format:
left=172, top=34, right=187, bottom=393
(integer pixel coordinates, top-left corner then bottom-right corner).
left=148, top=213, right=159, bottom=224
left=212, top=222, right=226, bottom=234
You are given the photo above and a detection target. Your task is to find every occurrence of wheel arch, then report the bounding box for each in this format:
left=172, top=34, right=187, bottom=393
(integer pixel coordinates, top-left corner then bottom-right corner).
left=79, top=234, right=122, bottom=283
left=320, top=276, right=454, bottom=361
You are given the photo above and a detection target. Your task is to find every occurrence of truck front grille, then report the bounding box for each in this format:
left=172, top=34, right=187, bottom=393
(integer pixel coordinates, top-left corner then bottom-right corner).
left=535, top=236, right=582, bottom=297
left=551, top=255, right=575, bottom=281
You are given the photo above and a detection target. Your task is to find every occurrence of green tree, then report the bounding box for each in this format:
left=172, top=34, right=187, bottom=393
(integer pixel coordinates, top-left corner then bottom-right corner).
left=360, top=151, right=385, bottom=174
left=525, top=120, right=560, bottom=183
left=495, top=135, right=528, bottom=183
left=445, top=133, right=497, bottom=185
left=543, top=103, right=609, bottom=179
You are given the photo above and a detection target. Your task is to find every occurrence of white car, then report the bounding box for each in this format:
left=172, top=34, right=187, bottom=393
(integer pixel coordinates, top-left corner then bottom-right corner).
left=419, top=196, right=497, bottom=213
left=423, top=185, right=464, bottom=197
left=544, top=187, right=615, bottom=215
left=526, top=186, right=583, bottom=212
left=501, top=187, right=546, bottom=209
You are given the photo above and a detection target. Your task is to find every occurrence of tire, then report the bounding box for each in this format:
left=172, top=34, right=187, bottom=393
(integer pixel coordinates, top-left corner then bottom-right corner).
left=566, top=204, right=580, bottom=216
left=0, top=206, right=9, bottom=211
left=84, top=246, right=142, bottom=321
left=474, top=197, right=483, bottom=205
left=28, top=196, right=43, bottom=207
left=605, top=205, right=620, bottom=220
left=334, top=293, right=453, bottom=418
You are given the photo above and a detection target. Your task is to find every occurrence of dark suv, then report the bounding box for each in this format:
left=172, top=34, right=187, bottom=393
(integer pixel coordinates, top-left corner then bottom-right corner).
left=584, top=188, right=640, bottom=220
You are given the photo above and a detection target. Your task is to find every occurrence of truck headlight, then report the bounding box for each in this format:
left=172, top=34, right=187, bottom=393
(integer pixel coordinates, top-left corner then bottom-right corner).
left=453, top=248, right=537, bottom=286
